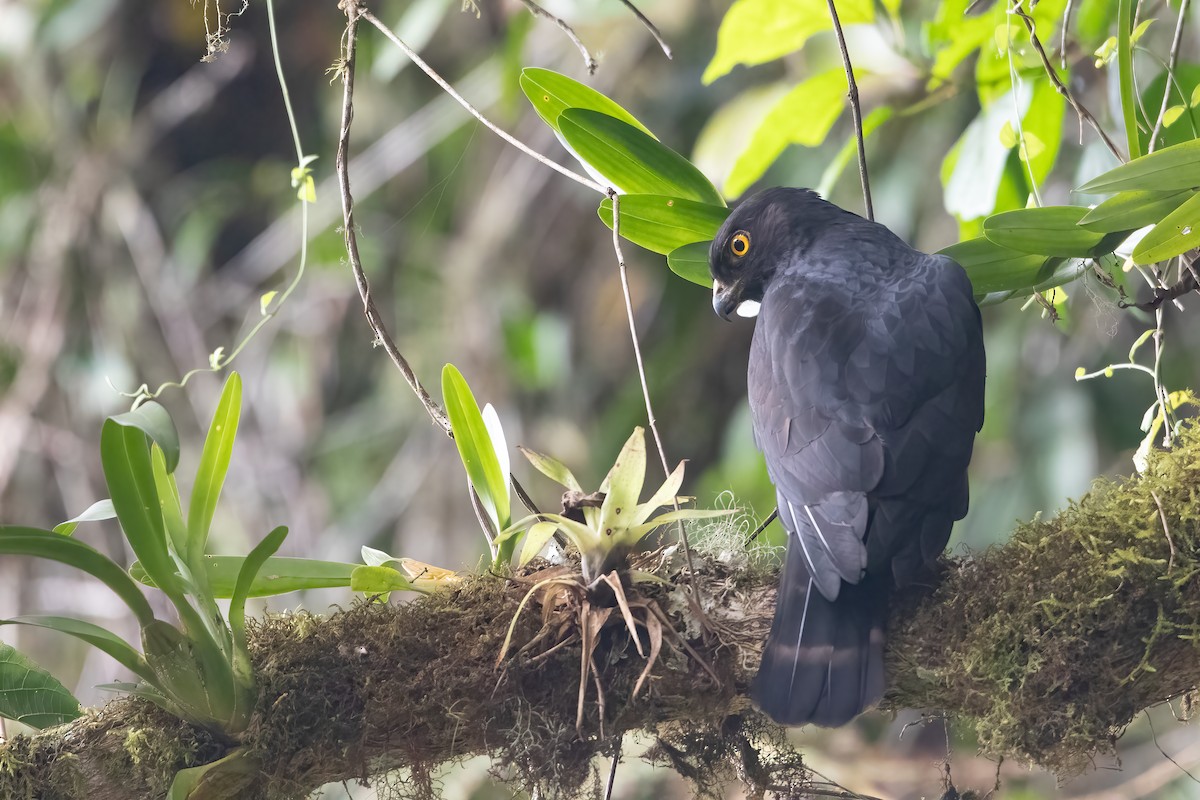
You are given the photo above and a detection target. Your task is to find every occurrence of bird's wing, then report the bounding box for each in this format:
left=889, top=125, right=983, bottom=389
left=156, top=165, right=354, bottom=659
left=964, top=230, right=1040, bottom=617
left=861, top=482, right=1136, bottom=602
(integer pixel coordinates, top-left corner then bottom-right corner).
left=750, top=248, right=984, bottom=599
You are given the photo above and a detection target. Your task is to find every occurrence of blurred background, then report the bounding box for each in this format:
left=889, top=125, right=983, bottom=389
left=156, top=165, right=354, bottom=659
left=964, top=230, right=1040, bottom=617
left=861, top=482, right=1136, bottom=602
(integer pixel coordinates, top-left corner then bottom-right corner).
left=2, top=0, right=1199, bottom=796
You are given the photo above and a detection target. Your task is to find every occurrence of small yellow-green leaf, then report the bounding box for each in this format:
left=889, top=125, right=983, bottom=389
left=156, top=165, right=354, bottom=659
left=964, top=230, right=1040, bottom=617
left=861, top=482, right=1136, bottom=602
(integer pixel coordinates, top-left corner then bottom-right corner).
left=598, top=195, right=729, bottom=255
left=1078, top=139, right=1200, bottom=193
left=517, top=446, right=582, bottom=492
left=1131, top=191, right=1200, bottom=264
left=558, top=110, right=724, bottom=205
left=1094, top=36, right=1117, bottom=67
left=1162, top=105, right=1186, bottom=128
left=350, top=565, right=417, bottom=595
left=633, top=461, right=686, bottom=526
left=998, top=120, right=1018, bottom=148
left=519, top=68, right=653, bottom=138
left=1191, top=84, right=1200, bottom=108
left=1128, top=328, right=1156, bottom=361
left=666, top=241, right=712, bottom=288
left=598, top=428, right=647, bottom=537
left=704, top=0, right=873, bottom=83
left=1129, top=18, right=1155, bottom=44
left=1077, top=189, right=1194, bottom=232
left=260, top=291, right=277, bottom=315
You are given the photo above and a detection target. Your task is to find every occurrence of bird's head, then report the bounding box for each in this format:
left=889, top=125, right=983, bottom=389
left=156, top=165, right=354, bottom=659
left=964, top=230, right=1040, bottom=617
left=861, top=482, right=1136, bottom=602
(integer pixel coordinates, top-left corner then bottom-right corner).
left=708, top=187, right=841, bottom=320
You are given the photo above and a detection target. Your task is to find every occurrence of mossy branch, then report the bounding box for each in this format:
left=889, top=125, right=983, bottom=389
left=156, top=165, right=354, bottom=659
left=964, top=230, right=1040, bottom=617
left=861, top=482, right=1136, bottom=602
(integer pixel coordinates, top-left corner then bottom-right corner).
left=5, top=429, right=1200, bottom=799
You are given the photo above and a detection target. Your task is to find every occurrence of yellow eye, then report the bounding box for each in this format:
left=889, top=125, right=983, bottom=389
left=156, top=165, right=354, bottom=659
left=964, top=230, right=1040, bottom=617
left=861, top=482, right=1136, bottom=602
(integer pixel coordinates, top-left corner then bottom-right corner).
left=730, top=231, right=751, bottom=257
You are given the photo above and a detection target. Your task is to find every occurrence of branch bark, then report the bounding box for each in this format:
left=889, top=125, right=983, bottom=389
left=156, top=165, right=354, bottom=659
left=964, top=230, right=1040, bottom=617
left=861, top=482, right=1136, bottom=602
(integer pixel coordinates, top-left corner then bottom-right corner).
left=6, top=429, right=1200, bottom=799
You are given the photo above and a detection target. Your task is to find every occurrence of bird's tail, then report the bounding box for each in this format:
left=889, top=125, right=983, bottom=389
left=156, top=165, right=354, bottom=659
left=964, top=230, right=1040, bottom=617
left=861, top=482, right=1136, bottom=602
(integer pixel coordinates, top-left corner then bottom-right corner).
left=751, top=541, right=887, bottom=727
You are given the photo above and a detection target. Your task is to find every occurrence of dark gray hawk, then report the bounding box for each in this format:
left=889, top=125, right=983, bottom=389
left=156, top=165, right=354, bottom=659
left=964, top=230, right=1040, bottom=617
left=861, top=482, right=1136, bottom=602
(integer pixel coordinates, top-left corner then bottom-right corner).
left=709, top=187, right=985, bottom=727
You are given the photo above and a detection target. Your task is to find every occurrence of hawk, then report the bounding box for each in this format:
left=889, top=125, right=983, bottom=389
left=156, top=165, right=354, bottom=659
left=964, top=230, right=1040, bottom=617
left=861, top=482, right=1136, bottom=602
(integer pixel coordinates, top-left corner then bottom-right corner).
left=709, top=187, right=985, bottom=727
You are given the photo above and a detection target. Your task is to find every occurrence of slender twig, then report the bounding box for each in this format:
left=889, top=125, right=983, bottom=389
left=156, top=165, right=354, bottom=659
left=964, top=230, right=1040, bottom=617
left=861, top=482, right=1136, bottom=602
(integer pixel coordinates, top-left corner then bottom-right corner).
left=360, top=10, right=606, bottom=195
left=336, top=6, right=451, bottom=434
left=609, top=191, right=706, bottom=619
left=1012, top=2, right=1126, bottom=162
left=823, top=0, right=873, bottom=220
left=1150, top=489, right=1176, bottom=574
left=518, top=0, right=597, bottom=74
left=1148, top=0, right=1190, bottom=151
left=336, top=2, right=540, bottom=521
left=604, top=733, right=622, bottom=800
left=748, top=507, right=779, bottom=542
left=616, top=0, right=673, bottom=59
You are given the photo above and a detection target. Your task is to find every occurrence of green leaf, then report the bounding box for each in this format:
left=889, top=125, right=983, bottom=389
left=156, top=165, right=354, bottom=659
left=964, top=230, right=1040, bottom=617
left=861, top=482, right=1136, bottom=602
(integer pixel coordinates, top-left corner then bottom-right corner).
left=1117, top=0, right=1140, bottom=160
left=726, top=68, right=850, bottom=198
left=531, top=513, right=600, bottom=553
left=666, top=241, right=712, bottom=287
left=598, top=428, right=646, bottom=539
left=939, top=238, right=1050, bottom=295
left=517, top=446, right=582, bottom=492
left=151, top=446, right=189, bottom=559
left=1, top=615, right=154, bottom=683
left=442, top=364, right=511, bottom=535
left=132, top=555, right=358, bottom=598
left=1077, top=138, right=1200, bottom=194
left=598, top=195, right=729, bottom=255
left=623, top=508, right=737, bottom=544
left=0, top=641, right=82, bottom=730
left=53, top=499, right=116, bottom=536
left=188, top=372, right=242, bottom=571
left=1022, top=78, right=1065, bottom=184
left=557, top=109, right=724, bottom=205
left=1078, top=189, right=1194, bottom=232
left=519, top=521, right=560, bottom=567
left=102, top=418, right=181, bottom=600
left=632, top=461, right=686, bottom=526
left=983, top=206, right=1121, bottom=257
left=1131, top=191, right=1200, bottom=264
left=0, top=526, right=156, bottom=626
left=141, top=620, right=229, bottom=723
left=228, top=527, right=288, bottom=677
left=168, top=748, right=257, bottom=800
left=1162, top=105, right=1186, bottom=128
left=704, top=0, right=873, bottom=83
left=108, top=402, right=180, bottom=473
left=350, top=565, right=417, bottom=595
left=519, top=68, right=653, bottom=137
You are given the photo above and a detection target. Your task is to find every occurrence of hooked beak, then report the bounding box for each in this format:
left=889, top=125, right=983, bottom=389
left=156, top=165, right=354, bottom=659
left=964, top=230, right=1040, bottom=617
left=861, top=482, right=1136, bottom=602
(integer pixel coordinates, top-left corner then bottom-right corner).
left=712, top=280, right=740, bottom=321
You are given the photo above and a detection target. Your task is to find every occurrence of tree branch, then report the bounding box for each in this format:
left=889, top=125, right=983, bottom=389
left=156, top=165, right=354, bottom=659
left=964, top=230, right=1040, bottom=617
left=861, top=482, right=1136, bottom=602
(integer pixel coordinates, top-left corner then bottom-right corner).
left=824, top=0, right=873, bottom=220
left=8, top=427, right=1200, bottom=798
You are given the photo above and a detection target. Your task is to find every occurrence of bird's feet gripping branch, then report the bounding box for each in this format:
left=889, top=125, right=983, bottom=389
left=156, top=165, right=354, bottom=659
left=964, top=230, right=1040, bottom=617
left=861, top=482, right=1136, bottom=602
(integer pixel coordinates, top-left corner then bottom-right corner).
left=710, top=187, right=986, bottom=727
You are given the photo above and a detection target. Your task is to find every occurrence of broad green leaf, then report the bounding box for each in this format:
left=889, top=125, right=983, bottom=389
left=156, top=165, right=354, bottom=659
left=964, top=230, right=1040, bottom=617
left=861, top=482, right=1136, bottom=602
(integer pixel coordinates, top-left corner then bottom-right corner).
left=519, top=68, right=653, bottom=137
left=102, top=419, right=181, bottom=599
left=228, top=526, right=288, bottom=678
left=141, top=620, right=229, bottom=723
left=704, top=0, right=873, bottom=84
left=168, top=748, right=257, bottom=800
left=442, top=364, right=511, bottom=533
left=598, top=194, right=729, bottom=255
left=1023, top=78, right=1065, bottom=185
left=1131, top=191, right=1200, bottom=264
left=188, top=372, right=242, bottom=570
left=132, top=555, right=358, bottom=598
left=939, top=238, right=1050, bottom=295
left=817, top=106, right=893, bottom=199
left=598, top=428, right=646, bottom=538
left=983, top=206, right=1123, bottom=257
left=557, top=109, right=724, bottom=205
left=53, top=499, right=115, bottom=536
left=1078, top=189, right=1194, bottom=231
left=2, top=615, right=154, bottom=682
left=1077, top=138, right=1200, bottom=193
left=350, top=565, right=417, bottom=595
left=0, top=526, right=156, bottom=625
left=108, top=401, right=180, bottom=473
left=519, top=521, right=560, bottom=567
left=517, top=446, right=582, bottom=492
left=0, top=641, right=81, bottom=729
left=633, top=461, right=686, bottom=526
left=692, top=83, right=792, bottom=195
left=667, top=241, right=712, bottom=287
left=726, top=68, right=850, bottom=199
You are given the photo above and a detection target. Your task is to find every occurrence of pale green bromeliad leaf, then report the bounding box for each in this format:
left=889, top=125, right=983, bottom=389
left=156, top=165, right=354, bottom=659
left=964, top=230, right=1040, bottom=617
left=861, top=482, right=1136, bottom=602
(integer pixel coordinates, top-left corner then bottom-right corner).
left=597, top=428, right=647, bottom=540
left=0, top=641, right=82, bottom=730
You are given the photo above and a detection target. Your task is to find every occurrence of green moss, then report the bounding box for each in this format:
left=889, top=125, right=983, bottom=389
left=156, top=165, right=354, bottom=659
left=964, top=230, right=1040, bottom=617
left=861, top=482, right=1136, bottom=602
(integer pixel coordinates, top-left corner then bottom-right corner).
left=887, top=423, right=1200, bottom=773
